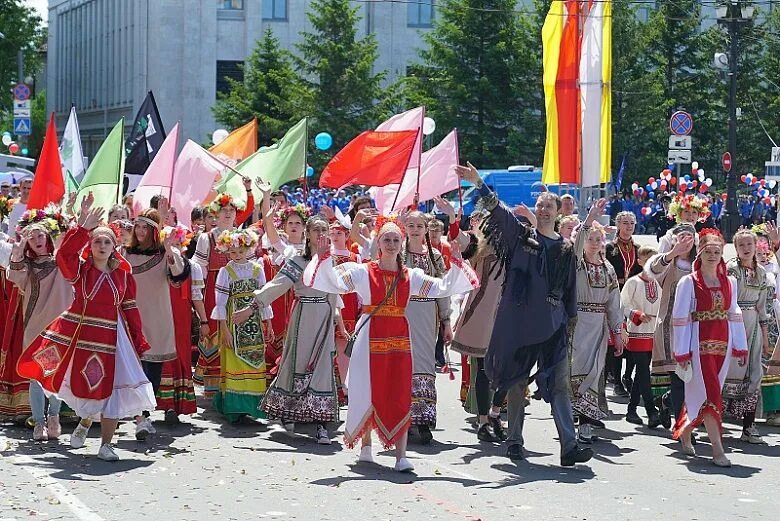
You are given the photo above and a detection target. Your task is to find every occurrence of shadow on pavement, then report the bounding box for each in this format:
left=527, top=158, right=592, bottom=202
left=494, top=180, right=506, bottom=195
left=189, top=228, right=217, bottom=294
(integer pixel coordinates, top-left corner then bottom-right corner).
left=309, top=462, right=487, bottom=486
left=486, top=462, right=596, bottom=486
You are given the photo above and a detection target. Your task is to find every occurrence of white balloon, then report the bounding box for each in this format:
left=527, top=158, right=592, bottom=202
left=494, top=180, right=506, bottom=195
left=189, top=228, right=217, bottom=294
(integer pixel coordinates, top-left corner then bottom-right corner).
left=422, top=117, right=436, bottom=136
left=770, top=180, right=778, bottom=189
left=691, top=161, right=699, bottom=170
left=212, top=129, right=229, bottom=145
left=705, top=178, right=713, bottom=186
left=1, top=134, right=12, bottom=146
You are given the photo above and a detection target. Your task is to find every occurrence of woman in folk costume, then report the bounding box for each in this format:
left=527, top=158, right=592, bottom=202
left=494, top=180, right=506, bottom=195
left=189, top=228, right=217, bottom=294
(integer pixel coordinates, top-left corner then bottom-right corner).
left=644, top=223, right=697, bottom=429
left=760, top=224, right=780, bottom=426
left=121, top=205, right=188, bottom=440
left=657, top=193, right=710, bottom=255
left=568, top=200, right=626, bottom=444
left=723, top=229, right=769, bottom=444
left=154, top=224, right=208, bottom=421
left=6, top=210, right=73, bottom=441
left=193, top=185, right=254, bottom=396
left=211, top=228, right=273, bottom=422
left=401, top=210, right=452, bottom=445
left=671, top=228, right=748, bottom=467
left=302, top=215, right=479, bottom=471
left=753, top=228, right=779, bottom=348
left=257, top=185, right=309, bottom=384
left=17, top=199, right=157, bottom=462
left=234, top=215, right=341, bottom=444
left=449, top=209, right=508, bottom=442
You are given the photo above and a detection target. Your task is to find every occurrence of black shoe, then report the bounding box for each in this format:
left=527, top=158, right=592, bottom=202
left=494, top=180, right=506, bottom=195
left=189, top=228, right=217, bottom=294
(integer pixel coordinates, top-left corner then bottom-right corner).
left=622, top=375, right=633, bottom=392
left=625, top=410, right=643, bottom=425
left=418, top=425, right=433, bottom=445
left=477, top=423, right=499, bottom=442
left=614, top=384, right=629, bottom=397
left=647, top=411, right=662, bottom=429
left=590, top=419, right=605, bottom=429
left=164, top=409, right=179, bottom=425
left=659, top=407, right=671, bottom=429
left=690, top=432, right=698, bottom=446
left=489, top=415, right=507, bottom=441
left=561, top=446, right=593, bottom=467
left=506, top=444, right=524, bottom=461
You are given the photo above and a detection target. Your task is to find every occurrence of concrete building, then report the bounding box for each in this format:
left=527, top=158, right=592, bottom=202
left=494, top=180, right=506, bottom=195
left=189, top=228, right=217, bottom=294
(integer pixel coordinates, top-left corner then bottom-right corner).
left=46, top=0, right=469, bottom=155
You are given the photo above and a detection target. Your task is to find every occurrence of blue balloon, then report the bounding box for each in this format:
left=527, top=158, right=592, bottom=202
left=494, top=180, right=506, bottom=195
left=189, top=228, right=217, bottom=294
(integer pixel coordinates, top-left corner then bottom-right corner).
left=315, top=132, right=333, bottom=151
left=306, top=166, right=315, bottom=177
left=648, top=191, right=655, bottom=199
left=683, top=175, right=690, bottom=182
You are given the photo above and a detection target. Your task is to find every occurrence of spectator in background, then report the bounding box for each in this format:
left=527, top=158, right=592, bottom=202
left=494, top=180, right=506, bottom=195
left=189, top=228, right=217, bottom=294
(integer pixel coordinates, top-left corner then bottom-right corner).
left=561, top=194, right=577, bottom=217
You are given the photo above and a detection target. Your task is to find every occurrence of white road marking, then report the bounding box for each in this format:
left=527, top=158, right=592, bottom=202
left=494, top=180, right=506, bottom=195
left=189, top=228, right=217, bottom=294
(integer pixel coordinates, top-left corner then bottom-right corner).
left=0, top=436, right=104, bottom=521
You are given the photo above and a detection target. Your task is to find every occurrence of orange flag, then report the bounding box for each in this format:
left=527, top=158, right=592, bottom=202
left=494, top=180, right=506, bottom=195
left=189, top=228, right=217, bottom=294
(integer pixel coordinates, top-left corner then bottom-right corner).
left=209, top=118, right=258, bottom=163
left=319, top=130, right=418, bottom=189
left=27, top=113, right=64, bottom=209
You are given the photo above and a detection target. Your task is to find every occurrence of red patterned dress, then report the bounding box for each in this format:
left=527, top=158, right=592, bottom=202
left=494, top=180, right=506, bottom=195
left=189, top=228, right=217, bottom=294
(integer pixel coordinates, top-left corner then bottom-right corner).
left=332, top=248, right=361, bottom=405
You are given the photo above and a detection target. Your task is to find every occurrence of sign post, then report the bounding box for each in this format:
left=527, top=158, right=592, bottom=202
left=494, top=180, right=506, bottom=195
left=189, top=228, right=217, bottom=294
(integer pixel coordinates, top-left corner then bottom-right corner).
left=669, top=111, right=694, bottom=189
left=12, top=83, right=32, bottom=138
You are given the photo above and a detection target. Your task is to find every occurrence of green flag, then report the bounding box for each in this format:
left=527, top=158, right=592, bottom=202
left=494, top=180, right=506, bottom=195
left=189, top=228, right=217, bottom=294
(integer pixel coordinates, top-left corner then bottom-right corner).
left=215, top=118, right=307, bottom=209
left=75, top=118, right=125, bottom=211
left=65, top=171, right=80, bottom=195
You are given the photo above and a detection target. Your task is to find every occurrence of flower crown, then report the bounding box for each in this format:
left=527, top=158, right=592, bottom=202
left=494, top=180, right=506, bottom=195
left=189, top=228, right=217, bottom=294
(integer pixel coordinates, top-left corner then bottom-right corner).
left=215, top=228, right=258, bottom=253
left=374, top=214, right=406, bottom=238
left=208, top=193, right=244, bottom=215
left=669, top=194, right=710, bottom=223
left=274, top=204, right=310, bottom=228
left=16, top=205, right=70, bottom=238
left=160, top=224, right=192, bottom=248
left=751, top=223, right=769, bottom=237
left=698, top=227, right=725, bottom=247
left=0, top=195, right=15, bottom=218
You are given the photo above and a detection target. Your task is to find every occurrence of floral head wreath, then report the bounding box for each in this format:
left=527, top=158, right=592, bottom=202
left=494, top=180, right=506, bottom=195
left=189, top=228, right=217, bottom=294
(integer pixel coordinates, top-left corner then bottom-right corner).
left=669, top=194, right=710, bottom=223
left=160, top=224, right=192, bottom=248
left=572, top=220, right=607, bottom=246
left=697, top=227, right=725, bottom=252
left=215, top=228, right=259, bottom=253
left=274, top=204, right=311, bottom=229
left=0, top=195, right=15, bottom=218
left=374, top=214, right=406, bottom=239
left=208, top=193, right=244, bottom=215
left=16, top=204, right=70, bottom=239
left=751, top=223, right=769, bottom=238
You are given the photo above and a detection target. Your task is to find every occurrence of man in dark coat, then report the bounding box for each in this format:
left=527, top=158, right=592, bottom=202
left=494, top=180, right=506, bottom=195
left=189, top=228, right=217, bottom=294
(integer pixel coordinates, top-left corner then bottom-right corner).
left=456, top=163, right=593, bottom=467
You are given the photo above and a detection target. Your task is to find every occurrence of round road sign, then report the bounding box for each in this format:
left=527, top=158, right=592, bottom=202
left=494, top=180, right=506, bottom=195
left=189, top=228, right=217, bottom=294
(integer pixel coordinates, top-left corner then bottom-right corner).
left=670, top=111, right=693, bottom=136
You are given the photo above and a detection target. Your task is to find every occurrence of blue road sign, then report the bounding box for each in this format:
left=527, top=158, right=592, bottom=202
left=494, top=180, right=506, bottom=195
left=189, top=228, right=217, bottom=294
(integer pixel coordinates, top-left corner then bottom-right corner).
left=13, top=83, right=31, bottom=101
left=14, top=118, right=31, bottom=136
left=670, top=111, right=693, bottom=136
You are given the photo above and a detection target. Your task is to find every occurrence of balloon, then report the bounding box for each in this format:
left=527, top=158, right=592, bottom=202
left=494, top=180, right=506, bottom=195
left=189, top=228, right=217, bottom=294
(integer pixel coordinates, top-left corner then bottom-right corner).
left=683, top=174, right=690, bottom=182
left=648, top=177, right=656, bottom=184
left=721, top=193, right=728, bottom=201
left=765, top=197, right=772, bottom=205
left=741, top=174, right=747, bottom=182
left=8, top=143, right=19, bottom=154
left=662, top=169, right=672, bottom=175
left=423, top=117, right=436, bottom=136
left=21, top=148, right=28, bottom=156
left=212, top=129, right=229, bottom=145
left=761, top=179, right=767, bottom=186
left=633, top=189, right=640, bottom=196
left=680, top=182, right=688, bottom=191
left=670, top=177, right=677, bottom=186
left=705, top=178, right=713, bottom=187
left=770, top=180, right=778, bottom=189
left=631, top=183, right=638, bottom=191
left=315, top=132, right=333, bottom=151
left=646, top=184, right=652, bottom=192
left=691, top=161, right=699, bottom=170
left=691, top=180, right=698, bottom=188
left=1, top=134, right=11, bottom=146
left=306, top=166, right=315, bottom=177
left=651, top=182, right=658, bottom=190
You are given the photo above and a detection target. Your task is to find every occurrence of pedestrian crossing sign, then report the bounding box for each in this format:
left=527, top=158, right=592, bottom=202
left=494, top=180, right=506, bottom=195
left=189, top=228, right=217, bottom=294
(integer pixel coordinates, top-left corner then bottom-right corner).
left=14, top=118, right=31, bottom=136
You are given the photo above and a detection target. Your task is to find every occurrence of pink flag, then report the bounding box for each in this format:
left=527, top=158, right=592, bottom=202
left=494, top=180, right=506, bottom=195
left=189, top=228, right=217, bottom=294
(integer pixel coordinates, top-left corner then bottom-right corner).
left=371, top=130, right=460, bottom=213
left=132, top=122, right=180, bottom=216
left=170, top=140, right=225, bottom=228
left=376, top=107, right=424, bottom=172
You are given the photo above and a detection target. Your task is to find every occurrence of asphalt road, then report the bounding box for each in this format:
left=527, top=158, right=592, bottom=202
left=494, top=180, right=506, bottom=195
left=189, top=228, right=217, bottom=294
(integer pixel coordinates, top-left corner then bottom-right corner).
left=0, top=237, right=776, bottom=521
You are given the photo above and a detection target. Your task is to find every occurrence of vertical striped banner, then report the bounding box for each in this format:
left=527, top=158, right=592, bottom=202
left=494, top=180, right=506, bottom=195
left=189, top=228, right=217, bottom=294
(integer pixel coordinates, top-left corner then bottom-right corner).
left=541, top=0, right=566, bottom=185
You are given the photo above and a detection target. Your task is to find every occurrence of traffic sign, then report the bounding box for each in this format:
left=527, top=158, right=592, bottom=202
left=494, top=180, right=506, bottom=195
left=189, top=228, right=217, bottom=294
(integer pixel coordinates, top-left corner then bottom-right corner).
left=668, top=149, right=692, bottom=164
left=13, top=118, right=31, bottom=136
left=13, top=99, right=31, bottom=110
left=670, top=111, right=693, bottom=136
left=669, top=135, right=692, bottom=149
left=13, top=108, right=30, bottom=118
left=722, top=152, right=732, bottom=172
left=13, top=83, right=30, bottom=101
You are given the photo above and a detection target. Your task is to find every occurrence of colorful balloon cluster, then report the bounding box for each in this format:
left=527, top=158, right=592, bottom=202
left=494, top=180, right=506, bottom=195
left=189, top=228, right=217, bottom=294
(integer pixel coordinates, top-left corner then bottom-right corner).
left=630, top=161, right=714, bottom=201
left=740, top=173, right=777, bottom=206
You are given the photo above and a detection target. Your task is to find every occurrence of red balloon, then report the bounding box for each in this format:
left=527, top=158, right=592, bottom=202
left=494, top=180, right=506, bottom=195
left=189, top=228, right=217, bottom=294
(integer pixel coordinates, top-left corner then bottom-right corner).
left=721, top=193, right=728, bottom=201
left=761, top=179, right=767, bottom=186
left=680, top=182, right=688, bottom=191
left=765, top=197, right=772, bottom=204
left=8, top=143, right=19, bottom=154
left=662, top=169, right=672, bottom=175
left=670, top=177, right=677, bottom=186
left=741, top=175, right=747, bottom=182
left=648, top=177, right=656, bottom=184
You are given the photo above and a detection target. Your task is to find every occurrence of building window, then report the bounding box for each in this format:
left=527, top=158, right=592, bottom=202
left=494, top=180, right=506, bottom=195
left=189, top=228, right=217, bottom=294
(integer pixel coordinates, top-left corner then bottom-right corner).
left=216, top=60, right=244, bottom=94
left=408, top=0, right=434, bottom=28
left=263, top=0, right=287, bottom=20
left=218, top=0, right=243, bottom=8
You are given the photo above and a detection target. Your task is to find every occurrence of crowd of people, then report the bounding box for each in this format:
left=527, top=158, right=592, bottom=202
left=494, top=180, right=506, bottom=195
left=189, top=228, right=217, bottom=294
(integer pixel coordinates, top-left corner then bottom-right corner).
left=0, top=166, right=778, bottom=471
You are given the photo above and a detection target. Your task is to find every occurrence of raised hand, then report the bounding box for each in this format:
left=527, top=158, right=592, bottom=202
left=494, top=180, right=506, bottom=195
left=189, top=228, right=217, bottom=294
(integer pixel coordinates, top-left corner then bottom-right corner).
left=78, top=192, right=95, bottom=221
left=433, top=196, right=456, bottom=220
left=670, top=234, right=695, bottom=258
left=316, top=234, right=330, bottom=257
left=455, top=162, right=481, bottom=185
left=585, top=198, right=607, bottom=225
left=765, top=221, right=780, bottom=247
left=81, top=207, right=105, bottom=230
left=320, top=205, right=336, bottom=222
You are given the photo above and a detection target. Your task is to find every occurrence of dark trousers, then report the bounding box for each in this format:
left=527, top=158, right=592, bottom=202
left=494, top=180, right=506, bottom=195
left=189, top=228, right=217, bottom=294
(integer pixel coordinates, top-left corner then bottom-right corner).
left=141, top=361, right=163, bottom=416
left=435, top=327, right=446, bottom=367
left=474, top=357, right=507, bottom=415
left=626, top=351, right=655, bottom=414
left=667, top=371, right=685, bottom=420
left=607, top=346, right=623, bottom=384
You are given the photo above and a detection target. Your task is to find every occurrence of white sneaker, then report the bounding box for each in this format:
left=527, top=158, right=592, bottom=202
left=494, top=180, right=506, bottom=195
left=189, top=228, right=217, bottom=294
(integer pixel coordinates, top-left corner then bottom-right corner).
left=97, top=443, right=119, bottom=461
left=145, top=418, right=157, bottom=434
left=47, top=416, right=61, bottom=439
left=767, top=415, right=780, bottom=427
left=70, top=423, right=90, bottom=449
left=33, top=422, right=48, bottom=441
left=358, top=446, right=374, bottom=463
left=394, top=457, right=415, bottom=473
left=315, top=425, right=331, bottom=445
left=135, top=418, right=152, bottom=441
left=740, top=427, right=765, bottom=444
left=577, top=423, right=593, bottom=444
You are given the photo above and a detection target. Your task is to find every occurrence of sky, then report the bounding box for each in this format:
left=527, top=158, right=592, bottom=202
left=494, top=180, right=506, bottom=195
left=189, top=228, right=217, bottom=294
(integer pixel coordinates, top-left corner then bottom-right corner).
left=25, top=0, right=48, bottom=23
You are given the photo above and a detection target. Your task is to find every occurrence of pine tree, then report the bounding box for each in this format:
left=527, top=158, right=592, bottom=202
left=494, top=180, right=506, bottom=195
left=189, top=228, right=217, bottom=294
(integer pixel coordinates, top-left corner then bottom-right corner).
left=212, top=28, right=302, bottom=144
left=403, top=0, right=537, bottom=167
left=295, top=0, right=385, bottom=163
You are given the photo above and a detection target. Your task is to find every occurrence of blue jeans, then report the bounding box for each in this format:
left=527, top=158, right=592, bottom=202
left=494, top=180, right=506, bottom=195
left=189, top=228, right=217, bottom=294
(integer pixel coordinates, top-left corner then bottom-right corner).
left=29, top=380, right=61, bottom=423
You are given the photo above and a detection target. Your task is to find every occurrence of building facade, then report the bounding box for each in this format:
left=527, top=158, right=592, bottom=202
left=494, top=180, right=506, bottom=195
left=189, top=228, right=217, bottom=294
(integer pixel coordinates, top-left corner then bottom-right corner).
left=46, top=0, right=459, bottom=155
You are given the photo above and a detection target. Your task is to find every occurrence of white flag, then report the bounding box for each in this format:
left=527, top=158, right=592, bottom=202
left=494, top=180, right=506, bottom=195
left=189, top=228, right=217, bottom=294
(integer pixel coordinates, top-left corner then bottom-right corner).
left=60, top=106, right=86, bottom=190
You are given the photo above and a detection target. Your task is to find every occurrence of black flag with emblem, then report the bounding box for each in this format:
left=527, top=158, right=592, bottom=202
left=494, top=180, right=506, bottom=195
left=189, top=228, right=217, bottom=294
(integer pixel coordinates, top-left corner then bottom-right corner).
left=124, top=91, right=166, bottom=176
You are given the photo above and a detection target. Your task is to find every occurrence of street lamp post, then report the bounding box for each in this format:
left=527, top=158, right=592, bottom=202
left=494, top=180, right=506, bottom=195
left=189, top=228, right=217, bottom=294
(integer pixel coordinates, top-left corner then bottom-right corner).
left=718, top=1, right=755, bottom=241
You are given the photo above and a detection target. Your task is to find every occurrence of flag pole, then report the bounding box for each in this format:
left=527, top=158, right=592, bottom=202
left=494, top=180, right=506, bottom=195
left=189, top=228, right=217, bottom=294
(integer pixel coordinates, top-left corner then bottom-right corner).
left=415, top=107, right=426, bottom=207
left=302, top=117, right=308, bottom=203
left=454, top=129, right=463, bottom=213
left=390, top=128, right=420, bottom=212
left=116, top=117, right=124, bottom=205
left=168, top=122, right=181, bottom=201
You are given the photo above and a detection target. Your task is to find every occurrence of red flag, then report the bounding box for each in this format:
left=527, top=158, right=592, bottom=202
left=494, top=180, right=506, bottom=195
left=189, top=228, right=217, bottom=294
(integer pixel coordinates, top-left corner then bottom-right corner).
left=319, top=130, right=418, bottom=189
left=27, top=113, right=64, bottom=209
